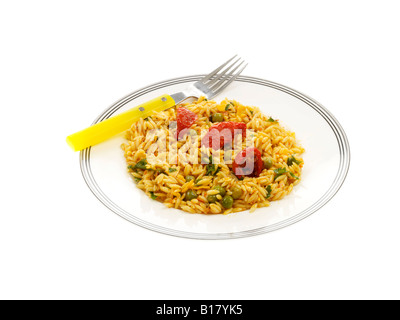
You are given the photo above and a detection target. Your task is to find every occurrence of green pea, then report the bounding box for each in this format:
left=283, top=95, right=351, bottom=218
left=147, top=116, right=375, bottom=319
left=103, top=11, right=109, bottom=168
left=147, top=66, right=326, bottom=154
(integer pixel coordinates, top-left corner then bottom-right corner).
left=231, top=186, right=243, bottom=200
left=263, top=157, right=273, bottom=170
left=212, top=185, right=226, bottom=197
left=185, top=175, right=195, bottom=183
left=185, top=190, right=198, bottom=201
left=221, top=195, right=234, bottom=209
left=211, top=113, right=224, bottom=122
left=206, top=195, right=218, bottom=203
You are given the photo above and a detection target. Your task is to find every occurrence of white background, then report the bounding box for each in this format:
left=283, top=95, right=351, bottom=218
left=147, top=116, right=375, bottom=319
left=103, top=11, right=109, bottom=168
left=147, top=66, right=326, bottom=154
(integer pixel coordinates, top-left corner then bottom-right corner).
left=1, top=0, right=399, bottom=300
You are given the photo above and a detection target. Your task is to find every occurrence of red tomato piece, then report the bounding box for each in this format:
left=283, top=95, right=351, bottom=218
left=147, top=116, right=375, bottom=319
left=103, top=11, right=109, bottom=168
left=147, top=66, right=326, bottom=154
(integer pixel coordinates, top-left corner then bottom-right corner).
left=232, top=147, right=263, bottom=179
left=176, top=107, right=198, bottom=139
left=201, top=122, right=247, bottom=150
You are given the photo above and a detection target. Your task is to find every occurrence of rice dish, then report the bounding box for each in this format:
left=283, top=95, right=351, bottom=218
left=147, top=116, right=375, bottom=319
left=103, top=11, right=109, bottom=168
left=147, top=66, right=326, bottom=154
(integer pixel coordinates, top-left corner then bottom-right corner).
left=122, top=97, right=304, bottom=214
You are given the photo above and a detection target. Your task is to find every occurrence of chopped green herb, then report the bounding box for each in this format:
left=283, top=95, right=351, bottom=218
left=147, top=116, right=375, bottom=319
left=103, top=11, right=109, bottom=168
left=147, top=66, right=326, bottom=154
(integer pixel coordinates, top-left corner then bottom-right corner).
left=213, top=166, right=221, bottom=176
left=266, top=185, right=272, bottom=198
left=206, top=164, right=216, bottom=176
left=289, top=172, right=299, bottom=180
left=157, top=169, right=165, bottom=174
left=209, top=155, right=213, bottom=163
left=273, top=167, right=287, bottom=180
left=149, top=192, right=157, bottom=200
left=134, top=159, right=148, bottom=170
left=205, top=155, right=219, bottom=176
left=204, top=98, right=208, bottom=101
left=144, top=116, right=152, bottom=121
left=134, top=177, right=141, bottom=183
left=274, top=167, right=287, bottom=175
left=250, top=110, right=253, bottom=115
left=127, top=165, right=134, bottom=170
left=225, top=103, right=231, bottom=111
left=287, top=155, right=302, bottom=166
left=267, top=117, right=277, bottom=122
left=168, top=168, right=177, bottom=173
left=195, top=178, right=202, bottom=185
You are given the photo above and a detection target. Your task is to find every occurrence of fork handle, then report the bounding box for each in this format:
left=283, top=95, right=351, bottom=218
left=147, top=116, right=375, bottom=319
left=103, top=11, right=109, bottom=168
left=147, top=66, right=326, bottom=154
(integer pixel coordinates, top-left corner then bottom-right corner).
left=66, top=94, right=176, bottom=152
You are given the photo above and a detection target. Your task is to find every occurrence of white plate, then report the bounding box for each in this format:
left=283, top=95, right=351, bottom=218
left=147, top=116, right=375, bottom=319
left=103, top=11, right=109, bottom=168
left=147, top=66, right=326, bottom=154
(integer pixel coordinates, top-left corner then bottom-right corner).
left=80, top=75, right=350, bottom=239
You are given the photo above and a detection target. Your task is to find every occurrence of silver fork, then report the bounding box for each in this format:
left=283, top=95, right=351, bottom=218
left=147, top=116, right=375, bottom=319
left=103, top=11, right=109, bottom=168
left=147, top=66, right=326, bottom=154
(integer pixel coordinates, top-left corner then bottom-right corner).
left=170, top=55, right=247, bottom=103
left=67, top=56, right=248, bottom=151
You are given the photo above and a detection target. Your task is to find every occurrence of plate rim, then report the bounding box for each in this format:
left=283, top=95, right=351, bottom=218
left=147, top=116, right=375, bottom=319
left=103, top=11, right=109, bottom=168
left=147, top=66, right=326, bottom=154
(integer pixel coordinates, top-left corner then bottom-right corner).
left=80, top=75, right=351, bottom=239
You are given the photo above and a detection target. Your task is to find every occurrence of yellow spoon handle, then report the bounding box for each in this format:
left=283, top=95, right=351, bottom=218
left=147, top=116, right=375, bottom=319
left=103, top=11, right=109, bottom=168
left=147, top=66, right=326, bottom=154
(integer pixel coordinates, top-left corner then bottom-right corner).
left=66, top=94, right=176, bottom=152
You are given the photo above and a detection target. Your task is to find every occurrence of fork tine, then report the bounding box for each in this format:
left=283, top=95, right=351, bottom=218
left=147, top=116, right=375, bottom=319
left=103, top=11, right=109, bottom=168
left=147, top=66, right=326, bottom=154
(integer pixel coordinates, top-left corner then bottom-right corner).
left=200, top=55, right=237, bottom=83
left=208, top=59, right=245, bottom=90
left=205, top=57, right=242, bottom=87
left=211, top=63, right=248, bottom=95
